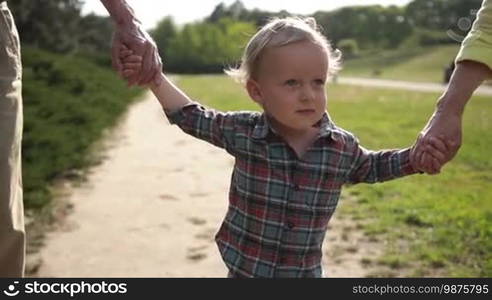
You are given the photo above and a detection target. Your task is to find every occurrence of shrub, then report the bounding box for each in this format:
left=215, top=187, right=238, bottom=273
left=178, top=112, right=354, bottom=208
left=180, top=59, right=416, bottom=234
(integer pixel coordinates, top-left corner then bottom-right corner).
left=21, top=47, right=143, bottom=210
left=337, top=39, right=360, bottom=59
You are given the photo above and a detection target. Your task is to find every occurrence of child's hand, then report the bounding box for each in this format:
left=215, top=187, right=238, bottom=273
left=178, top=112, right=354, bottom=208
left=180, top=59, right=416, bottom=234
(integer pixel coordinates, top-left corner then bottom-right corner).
left=119, top=45, right=143, bottom=81
left=410, top=135, right=450, bottom=175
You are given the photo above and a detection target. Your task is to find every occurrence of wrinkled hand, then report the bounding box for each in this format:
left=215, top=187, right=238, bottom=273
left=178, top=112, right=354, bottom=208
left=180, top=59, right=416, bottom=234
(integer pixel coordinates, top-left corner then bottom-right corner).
left=111, top=23, right=162, bottom=86
left=410, top=131, right=449, bottom=176
left=413, top=108, right=462, bottom=174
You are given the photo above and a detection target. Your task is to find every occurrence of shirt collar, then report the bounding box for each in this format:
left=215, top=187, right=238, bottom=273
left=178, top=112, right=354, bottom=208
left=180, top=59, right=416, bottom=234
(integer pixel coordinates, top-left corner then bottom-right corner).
left=252, top=112, right=337, bottom=141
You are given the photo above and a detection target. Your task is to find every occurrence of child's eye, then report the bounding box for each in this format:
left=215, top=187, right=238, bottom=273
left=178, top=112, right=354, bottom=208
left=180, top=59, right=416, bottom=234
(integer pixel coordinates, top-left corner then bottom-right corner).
left=314, top=79, right=326, bottom=86
left=285, top=79, right=299, bottom=87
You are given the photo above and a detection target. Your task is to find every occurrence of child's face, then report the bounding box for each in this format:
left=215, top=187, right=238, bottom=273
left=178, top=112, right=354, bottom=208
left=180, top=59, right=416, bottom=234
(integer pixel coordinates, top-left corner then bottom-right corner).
left=247, top=40, right=329, bottom=135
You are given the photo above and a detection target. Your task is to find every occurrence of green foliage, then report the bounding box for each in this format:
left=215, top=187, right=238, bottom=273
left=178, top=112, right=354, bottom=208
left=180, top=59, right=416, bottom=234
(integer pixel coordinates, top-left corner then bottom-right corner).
left=9, top=0, right=83, bottom=53
left=152, top=0, right=482, bottom=73
left=401, top=28, right=456, bottom=48
left=150, top=17, right=177, bottom=66
left=21, top=47, right=142, bottom=210
left=152, top=17, right=256, bottom=73
left=9, top=0, right=112, bottom=54
left=176, top=75, right=491, bottom=277
left=9, top=0, right=485, bottom=73
left=314, top=5, right=413, bottom=50
left=206, top=0, right=289, bottom=26
left=405, top=0, right=482, bottom=31
left=337, top=39, right=360, bottom=59
left=198, top=0, right=485, bottom=66
left=77, top=14, right=113, bottom=54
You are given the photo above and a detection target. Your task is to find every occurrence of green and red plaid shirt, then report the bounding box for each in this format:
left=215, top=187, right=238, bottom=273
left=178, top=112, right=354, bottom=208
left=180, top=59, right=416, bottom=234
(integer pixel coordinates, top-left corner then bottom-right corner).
left=166, top=102, right=417, bottom=278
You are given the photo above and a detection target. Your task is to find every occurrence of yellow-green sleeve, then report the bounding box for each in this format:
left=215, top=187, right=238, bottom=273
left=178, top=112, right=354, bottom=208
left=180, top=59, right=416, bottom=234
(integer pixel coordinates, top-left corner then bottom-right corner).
left=456, top=0, right=492, bottom=69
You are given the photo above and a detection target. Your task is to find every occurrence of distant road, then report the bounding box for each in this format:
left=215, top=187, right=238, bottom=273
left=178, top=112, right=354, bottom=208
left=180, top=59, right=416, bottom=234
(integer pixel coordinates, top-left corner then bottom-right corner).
left=339, top=77, right=492, bottom=96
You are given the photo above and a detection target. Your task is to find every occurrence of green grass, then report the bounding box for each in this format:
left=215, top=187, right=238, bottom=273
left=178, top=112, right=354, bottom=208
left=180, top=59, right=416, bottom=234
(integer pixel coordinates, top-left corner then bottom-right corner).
left=177, top=74, right=491, bottom=277
left=341, top=45, right=461, bottom=83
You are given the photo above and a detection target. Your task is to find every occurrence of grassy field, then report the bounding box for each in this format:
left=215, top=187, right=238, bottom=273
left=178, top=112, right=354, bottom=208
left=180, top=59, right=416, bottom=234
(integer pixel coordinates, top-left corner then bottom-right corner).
left=341, top=45, right=461, bottom=83
left=177, top=74, right=491, bottom=277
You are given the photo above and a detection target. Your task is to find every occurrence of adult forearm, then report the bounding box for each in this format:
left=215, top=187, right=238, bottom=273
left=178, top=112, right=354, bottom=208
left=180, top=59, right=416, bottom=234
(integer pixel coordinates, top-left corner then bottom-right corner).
left=437, top=60, right=492, bottom=115
left=100, top=0, right=139, bottom=27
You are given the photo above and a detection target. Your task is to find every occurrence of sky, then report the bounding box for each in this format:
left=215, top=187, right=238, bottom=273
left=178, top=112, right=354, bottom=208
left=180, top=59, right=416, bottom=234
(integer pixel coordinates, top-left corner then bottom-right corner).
left=82, top=0, right=412, bottom=30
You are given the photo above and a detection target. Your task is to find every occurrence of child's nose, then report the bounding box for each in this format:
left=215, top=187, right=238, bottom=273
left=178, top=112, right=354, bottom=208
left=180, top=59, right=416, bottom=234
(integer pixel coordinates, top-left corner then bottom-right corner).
left=300, top=85, right=315, bottom=102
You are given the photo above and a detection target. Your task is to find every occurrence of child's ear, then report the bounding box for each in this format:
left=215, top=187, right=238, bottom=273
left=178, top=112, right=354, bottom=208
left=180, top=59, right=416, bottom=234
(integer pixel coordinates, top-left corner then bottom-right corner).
left=246, top=79, right=263, bottom=105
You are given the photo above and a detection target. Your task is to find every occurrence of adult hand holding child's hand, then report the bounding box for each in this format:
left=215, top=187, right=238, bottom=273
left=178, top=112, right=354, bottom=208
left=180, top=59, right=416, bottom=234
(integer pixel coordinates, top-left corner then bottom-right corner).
left=410, top=128, right=454, bottom=175
left=119, top=45, right=143, bottom=79
left=413, top=105, right=462, bottom=175
left=111, top=22, right=162, bottom=86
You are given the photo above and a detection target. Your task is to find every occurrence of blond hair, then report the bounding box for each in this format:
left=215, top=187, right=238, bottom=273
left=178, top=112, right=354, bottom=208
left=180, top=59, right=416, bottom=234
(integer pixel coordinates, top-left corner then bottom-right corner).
left=225, top=17, right=342, bottom=84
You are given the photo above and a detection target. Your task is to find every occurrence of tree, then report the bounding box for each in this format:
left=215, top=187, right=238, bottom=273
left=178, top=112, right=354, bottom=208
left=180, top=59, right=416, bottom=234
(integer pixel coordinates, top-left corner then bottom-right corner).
left=314, top=5, right=412, bottom=50
left=337, top=39, right=359, bottom=59
left=78, top=14, right=113, bottom=54
left=207, top=1, right=282, bottom=27
left=208, top=3, right=227, bottom=23
left=151, top=16, right=178, bottom=65
left=229, top=0, right=246, bottom=19
left=9, top=0, right=84, bottom=53
left=405, top=0, right=482, bottom=31
left=161, top=18, right=255, bottom=73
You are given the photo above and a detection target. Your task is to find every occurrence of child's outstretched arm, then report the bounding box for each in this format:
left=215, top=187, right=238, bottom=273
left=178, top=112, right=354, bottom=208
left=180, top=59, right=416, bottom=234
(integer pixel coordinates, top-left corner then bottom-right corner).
left=120, top=47, right=191, bottom=112
left=346, top=134, right=450, bottom=184
left=150, top=74, right=192, bottom=113
left=119, top=47, right=244, bottom=156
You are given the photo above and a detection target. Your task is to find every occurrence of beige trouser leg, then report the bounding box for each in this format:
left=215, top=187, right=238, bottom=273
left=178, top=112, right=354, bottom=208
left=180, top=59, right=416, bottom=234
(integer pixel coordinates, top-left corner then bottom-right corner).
left=0, top=2, right=25, bottom=277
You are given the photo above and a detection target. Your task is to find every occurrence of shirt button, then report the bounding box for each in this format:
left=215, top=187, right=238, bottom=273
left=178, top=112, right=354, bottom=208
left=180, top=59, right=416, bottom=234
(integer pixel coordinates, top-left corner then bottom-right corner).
left=287, top=222, right=295, bottom=229
left=293, top=184, right=300, bottom=191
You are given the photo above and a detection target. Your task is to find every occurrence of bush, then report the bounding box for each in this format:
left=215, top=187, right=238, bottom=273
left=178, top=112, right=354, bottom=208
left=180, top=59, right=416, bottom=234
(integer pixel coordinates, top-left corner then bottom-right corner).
left=21, top=46, right=143, bottom=210
left=400, top=28, right=456, bottom=48
left=337, top=39, right=360, bottom=59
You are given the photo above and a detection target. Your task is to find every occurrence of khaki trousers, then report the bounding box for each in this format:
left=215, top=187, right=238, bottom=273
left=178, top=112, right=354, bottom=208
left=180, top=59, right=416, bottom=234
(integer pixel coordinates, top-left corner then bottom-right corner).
left=0, top=1, right=25, bottom=277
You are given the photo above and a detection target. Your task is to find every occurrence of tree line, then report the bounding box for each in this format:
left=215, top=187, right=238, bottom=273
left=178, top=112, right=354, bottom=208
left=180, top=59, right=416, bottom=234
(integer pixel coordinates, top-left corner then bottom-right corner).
left=9, top=0, right=113, bottom=55
left=10, top=0, right=483, bottom=73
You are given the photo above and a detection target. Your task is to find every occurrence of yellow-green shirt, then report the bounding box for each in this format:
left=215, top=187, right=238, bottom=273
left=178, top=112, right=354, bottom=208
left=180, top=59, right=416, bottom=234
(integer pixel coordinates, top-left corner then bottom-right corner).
left=456, top=0, right=492, bottom=69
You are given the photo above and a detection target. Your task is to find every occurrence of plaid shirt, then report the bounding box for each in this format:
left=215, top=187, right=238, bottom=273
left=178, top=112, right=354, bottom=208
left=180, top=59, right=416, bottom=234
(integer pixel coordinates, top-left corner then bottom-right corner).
left=166, top=102, right=417, bottom=278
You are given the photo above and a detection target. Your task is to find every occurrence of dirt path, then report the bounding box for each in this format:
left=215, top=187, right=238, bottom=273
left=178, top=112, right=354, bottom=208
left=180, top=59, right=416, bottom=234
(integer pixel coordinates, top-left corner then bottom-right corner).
left=33, top=92, right=385, bottom=278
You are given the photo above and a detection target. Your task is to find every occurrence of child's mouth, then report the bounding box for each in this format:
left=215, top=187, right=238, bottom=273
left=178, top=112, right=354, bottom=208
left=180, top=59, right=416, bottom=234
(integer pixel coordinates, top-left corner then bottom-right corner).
left=296, top=109, right=316, bottom=115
